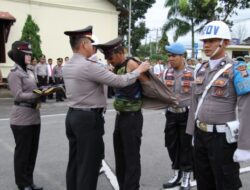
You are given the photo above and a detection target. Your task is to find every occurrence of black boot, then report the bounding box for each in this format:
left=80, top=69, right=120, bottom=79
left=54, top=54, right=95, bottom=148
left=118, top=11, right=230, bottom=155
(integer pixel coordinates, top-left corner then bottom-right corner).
left=31, top=184, right=43, bottom=190
left=163, top=170, right=182, bottom=189
left=179, top=172, right=191, bottom=190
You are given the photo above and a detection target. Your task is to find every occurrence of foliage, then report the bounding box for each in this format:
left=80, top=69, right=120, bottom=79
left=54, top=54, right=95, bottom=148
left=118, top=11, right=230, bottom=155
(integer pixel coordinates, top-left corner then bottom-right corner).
left=20, top=15, right=42, bottom=59
left=163, top=0, right=250, bottom=57
left=158, top=30, right=169, bottom=55
left=150, top=54, right=168, bottom=62
left=118, top=0, right=155, bottom=55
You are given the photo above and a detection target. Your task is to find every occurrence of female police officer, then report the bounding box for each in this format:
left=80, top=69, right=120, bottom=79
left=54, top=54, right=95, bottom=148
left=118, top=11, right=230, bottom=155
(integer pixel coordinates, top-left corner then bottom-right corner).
left=8, top=41, right=43, bottom=190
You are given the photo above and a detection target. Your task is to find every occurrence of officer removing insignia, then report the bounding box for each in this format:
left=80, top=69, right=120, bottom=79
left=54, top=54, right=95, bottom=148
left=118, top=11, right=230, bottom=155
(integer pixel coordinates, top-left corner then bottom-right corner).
left=62, top=26, right=150, bottom=190
left=186, top=20, right=250, bottom=190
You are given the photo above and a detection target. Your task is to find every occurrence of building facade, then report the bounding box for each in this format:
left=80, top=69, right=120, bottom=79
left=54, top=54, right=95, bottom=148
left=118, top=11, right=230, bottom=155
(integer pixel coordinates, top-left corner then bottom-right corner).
left=0, top=0, right=123, bottom=77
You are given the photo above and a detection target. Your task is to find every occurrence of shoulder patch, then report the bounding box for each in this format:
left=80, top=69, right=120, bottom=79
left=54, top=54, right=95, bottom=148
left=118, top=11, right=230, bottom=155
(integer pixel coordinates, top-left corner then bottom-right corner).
left=10, top=67, right=18, bottom=72
left=233, top=62, right=250, bottom=96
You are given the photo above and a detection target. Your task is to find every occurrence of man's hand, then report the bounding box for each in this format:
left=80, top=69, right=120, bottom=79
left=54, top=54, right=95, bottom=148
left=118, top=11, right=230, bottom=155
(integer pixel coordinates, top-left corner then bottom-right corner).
left=135, top=61, right=150, bottom=73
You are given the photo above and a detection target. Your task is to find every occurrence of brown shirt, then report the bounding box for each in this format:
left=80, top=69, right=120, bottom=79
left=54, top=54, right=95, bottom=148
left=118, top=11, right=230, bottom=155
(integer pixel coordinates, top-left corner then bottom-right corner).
left=62, top=53, right=140, bottom=109
left=186, top=57, right=250, bottom=149
left=163, top=66, right=194, bottom=108
left=8, top=64, right=40, bottom=125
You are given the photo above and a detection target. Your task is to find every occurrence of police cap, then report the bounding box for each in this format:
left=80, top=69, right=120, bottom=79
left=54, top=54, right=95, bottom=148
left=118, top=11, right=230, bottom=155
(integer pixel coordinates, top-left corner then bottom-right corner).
left=95, top=37, right=123, bottom=59
left=11, top=41, right=32, bottom=54
left=165, top=42, right=186, bottom=55
left=64, top=25, right=94, bottom=42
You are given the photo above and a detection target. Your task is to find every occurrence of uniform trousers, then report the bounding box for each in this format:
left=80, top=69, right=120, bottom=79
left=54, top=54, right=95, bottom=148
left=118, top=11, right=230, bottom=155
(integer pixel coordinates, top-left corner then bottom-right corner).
left=37, top=75, right=48, bottom=102
left=194, top=128, right=242, bottom=190
left=47, top=76, right=54, bottom=99
left=113, top=110, right=143, bottom=190
left=164, top=111, right=193, bottom=171
left=55, top=77, right=65, bottom=101
left=11, top=124, right=41, bottom=188
left=65, top=108, right=104, bottom=190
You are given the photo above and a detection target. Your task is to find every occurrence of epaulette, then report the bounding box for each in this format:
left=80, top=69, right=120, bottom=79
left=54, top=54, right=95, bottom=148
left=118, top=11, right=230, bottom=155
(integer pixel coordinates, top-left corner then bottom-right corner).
left=10, top=67, right=18, bottom=72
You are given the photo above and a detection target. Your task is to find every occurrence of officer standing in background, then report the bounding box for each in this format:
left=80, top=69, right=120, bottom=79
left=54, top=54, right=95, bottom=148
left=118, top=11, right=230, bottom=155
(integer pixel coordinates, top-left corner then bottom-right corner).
left=36, top=55, right=48, bottom=103
left=62, top=26, right=150, bottom=190
left=96, top=37, right=149, bottom=190
left=7, top=41, right=43, bottom=190
left=186, top=20, right=250, bottom=190
left=52, top=57, right=64, bottom=102
left=162, top=43, right=194, bottom=190
left=47, top=58, right=54, bottom=99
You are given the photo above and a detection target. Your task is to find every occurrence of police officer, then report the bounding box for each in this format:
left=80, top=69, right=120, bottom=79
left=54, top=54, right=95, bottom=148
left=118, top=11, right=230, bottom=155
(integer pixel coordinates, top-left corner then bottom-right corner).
left=62, top=26, right=150, bottom=190
left=186, top=20, right=250, bottom=190
left=96, top=37, right=149, bottom=190
left=52, top=57, right=64, bottom=102
left=7, top=41, right=43, bottom=190
left=162, top=43, right=194, bottom=190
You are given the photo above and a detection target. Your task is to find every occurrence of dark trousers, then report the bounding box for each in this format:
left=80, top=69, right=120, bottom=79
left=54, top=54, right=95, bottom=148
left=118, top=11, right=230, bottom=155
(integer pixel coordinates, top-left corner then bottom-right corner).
left=37, top=75, right=48, bottom=102
left=11, top=124, right=41, bottom=188
left=55, top=77, right=65, bottom=101
left=47, top=77, right=54, bottom=99
left=65, top=108, right=104, bottom=190
left=194, top=128, right=242, bottom=190
left=164, top=111, right=193, bottom=171
left=113, top=111, right=143, bottom=190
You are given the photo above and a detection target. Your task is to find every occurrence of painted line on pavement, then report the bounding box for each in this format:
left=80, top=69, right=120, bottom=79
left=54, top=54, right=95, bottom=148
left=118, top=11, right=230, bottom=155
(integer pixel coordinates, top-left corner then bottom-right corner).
left=102, top=160, right=119, bottom=190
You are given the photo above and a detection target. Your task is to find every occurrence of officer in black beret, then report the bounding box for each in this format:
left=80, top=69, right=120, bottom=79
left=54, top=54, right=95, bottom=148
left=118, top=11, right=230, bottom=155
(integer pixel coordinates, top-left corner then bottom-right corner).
left=96, top=37, right=149, bottom=190
left=63, top=26, right=150, bottom=190
left=7, top=41, right=43, bottom=190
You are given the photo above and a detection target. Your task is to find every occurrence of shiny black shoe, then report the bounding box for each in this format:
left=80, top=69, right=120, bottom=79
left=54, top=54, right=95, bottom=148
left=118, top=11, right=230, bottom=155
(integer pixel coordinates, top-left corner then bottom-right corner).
left=163, top=170, right=182, bottom=189
left=31, top=184, right=43, bottom=190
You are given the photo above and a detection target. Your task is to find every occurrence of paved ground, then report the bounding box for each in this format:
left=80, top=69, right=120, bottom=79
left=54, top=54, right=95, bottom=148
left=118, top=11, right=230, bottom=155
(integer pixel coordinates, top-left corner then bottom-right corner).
left=0, top=97, right=250, bottom=190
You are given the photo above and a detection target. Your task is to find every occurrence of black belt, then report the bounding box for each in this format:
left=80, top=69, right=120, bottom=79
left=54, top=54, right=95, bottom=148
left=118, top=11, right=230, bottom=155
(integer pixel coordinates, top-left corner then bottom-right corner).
left=117, top=109, right=141, bottom=115
left=14, top=101, right=39, bottom=109
left=69, top=107, right=105, bottom=114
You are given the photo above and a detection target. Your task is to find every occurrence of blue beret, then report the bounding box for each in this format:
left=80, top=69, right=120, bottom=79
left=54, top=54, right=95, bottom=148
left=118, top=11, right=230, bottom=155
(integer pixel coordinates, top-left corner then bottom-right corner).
left=165, top=42, right=186, bottom=55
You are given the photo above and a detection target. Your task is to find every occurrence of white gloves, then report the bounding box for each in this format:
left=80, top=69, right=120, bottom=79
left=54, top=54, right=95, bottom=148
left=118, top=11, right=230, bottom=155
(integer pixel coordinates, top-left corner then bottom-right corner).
left=233, top=149, right=250, bottom=162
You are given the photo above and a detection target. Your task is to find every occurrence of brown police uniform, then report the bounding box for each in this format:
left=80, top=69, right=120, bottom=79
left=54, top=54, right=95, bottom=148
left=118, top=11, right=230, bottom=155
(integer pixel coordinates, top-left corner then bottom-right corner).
left=8, top=41, right=42, bottom=190
left=186, top=57, right=244, bottom=190
left=163, top=66, right=194, bottom=174
left=63, top=26, right=143, bottom=190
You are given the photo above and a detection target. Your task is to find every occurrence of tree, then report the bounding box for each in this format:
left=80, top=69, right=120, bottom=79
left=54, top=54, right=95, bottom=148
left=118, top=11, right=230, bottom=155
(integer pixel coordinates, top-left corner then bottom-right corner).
left=163, top=0, right=217, bottom=58
left=158, top=30, right=169, bottom=55
left=163, top=0, right=250, bottom=57
left=118, top=0, right=155, bottom=55
left=20, top=15, right=42, bottom=59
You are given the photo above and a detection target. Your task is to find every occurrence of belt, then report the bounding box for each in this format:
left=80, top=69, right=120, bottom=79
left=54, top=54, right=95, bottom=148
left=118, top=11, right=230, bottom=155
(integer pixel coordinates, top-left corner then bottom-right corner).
left=196, top=120, right=226, bottom=133
left=69, top=107, right=105, bottom=114
left=167, top=107, right=188, bottom=113
left=14, top=101, right=40, bottom=109
left=117, top=110, right=141, bottom=115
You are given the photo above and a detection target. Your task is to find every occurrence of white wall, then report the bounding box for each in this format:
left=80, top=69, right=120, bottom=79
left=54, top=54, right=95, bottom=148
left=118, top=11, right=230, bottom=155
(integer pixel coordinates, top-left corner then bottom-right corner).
left=0, top=0, right=120, bottom=77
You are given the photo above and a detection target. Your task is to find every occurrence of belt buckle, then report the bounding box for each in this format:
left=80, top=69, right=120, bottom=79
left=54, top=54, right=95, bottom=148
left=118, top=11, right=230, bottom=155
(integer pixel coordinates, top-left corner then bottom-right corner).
left=199, top=122, right=208, bottom=132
